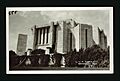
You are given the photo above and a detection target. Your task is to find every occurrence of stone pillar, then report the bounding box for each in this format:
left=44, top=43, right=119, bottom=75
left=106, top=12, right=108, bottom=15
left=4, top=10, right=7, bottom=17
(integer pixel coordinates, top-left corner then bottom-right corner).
left=32, top=25, right=37, bottom=49
left=44, top=28, right=47, bottom=44
left=50, top=22, right=54, bottom=45
left=37, top=29, right=40, bottom=44
left=56, top=21, right=64, bottom=53
left=41, top=28, right=43, bottom=44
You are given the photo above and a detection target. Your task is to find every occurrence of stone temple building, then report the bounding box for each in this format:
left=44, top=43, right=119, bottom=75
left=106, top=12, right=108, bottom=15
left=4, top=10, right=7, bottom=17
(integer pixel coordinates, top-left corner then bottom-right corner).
left=31, top=19, right=97, bottom=54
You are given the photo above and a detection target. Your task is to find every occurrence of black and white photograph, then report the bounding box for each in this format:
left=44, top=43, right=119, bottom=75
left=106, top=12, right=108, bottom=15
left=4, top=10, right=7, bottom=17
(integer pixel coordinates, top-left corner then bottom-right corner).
left=6, top=7, right=113, bottom=74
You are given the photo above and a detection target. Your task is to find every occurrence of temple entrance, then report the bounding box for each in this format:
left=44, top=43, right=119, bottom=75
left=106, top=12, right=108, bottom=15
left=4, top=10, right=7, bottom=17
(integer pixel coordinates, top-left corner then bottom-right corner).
left=85, top=29, right=88, bottom=48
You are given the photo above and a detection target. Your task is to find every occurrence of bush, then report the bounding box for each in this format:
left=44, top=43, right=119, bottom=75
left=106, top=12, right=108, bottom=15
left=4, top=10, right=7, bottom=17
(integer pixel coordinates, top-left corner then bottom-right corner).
left=53, top=53, right=62, bottom=67
left=9, top=50, right=19, bottom=69
left=65, top=45, right=109, bottom=67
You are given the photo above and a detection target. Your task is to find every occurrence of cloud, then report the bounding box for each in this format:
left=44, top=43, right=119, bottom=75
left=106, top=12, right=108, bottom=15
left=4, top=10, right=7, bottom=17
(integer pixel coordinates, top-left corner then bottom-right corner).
left=41, top=11, right=75, bottom=21
left=9, top=11, right=51, bottom=51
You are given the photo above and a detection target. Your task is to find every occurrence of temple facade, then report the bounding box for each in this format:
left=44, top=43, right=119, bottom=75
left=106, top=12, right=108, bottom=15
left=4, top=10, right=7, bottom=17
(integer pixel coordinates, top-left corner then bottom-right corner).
left=31, top=19, right=96, bottom=54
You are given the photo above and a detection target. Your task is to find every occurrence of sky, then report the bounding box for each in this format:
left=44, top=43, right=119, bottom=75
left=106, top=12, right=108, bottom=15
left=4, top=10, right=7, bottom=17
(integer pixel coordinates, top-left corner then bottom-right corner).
left=9, top=10, right=110, bottom=52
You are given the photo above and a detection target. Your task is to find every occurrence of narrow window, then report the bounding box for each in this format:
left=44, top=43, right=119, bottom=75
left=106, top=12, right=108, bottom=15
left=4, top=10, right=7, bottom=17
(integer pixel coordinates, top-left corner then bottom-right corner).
left=39, top=29, right=42, bottom=44
left=70, top=33, right=72, bottom=50
left=54, top=26, right=57, bottom=44
left=36, top=29, right=38, bottom=45
left=46, top=27, right=49, bottom=43
left=43, top=28, right=45, bottom=44
left=85, top=29, right=87, bottom=48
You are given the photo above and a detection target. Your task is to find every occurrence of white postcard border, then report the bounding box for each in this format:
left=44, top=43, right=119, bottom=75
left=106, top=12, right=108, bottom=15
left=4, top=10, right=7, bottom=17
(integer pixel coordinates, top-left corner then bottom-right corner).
left=6, top=7, right=113, bottom=74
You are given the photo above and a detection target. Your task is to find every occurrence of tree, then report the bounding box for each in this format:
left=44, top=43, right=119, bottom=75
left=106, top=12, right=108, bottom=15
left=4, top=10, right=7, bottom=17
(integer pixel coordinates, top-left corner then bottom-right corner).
left=9, top=50, right=17, bottom=56
left=64, top=45, right=109, bottom=67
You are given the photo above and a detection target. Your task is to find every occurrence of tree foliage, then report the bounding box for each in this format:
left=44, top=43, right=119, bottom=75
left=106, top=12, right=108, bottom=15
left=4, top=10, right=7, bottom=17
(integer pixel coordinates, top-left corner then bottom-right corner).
left=65, top=45, right=109, bottom=67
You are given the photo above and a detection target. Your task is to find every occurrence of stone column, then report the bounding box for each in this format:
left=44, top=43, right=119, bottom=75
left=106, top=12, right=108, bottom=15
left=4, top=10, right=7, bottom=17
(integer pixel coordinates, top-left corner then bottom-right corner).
left=41, top=28, right=43, bottom=44
left=32, top=25, right=37, bottom=49
left=37, top=29, right=40, bottom=44
left=44, top=28, right=47, bottom=44
left=50, top=22, right=54, bottom=45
